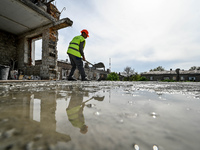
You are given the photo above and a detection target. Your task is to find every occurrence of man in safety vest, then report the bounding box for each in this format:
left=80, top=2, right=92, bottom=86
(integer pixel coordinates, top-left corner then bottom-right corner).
left=67, top=29, right=89, bottom=81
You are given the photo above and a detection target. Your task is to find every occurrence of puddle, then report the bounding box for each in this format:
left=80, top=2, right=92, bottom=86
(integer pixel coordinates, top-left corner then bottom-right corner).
left=0, top=81, right=200, bottom=150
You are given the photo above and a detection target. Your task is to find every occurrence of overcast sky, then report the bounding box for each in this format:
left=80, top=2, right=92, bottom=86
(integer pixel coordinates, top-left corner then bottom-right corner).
left=48, top=0, right=200, bottom=73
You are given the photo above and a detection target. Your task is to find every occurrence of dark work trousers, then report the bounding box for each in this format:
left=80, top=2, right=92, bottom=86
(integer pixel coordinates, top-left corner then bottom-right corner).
left=68, top=54, right=86, bottom=79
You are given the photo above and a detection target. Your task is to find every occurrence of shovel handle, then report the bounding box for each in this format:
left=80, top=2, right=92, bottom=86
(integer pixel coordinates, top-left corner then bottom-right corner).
left=85, top=60, right=94, bottom=66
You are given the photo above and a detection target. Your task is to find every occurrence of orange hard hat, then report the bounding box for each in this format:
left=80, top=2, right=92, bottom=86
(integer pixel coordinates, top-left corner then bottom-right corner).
left=81, top=29, right=89, bottom=37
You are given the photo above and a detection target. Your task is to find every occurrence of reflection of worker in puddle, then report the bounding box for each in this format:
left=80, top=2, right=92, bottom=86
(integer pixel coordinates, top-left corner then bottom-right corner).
left=66, top=95, right=89, bottom=134
left=66, top=88, right=105, bottom=134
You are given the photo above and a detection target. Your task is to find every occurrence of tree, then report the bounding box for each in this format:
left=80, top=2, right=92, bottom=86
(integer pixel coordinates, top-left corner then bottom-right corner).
left=150, top=66, right=165, bottom=71
left=124, top=66, right=134, bottom=77
left=189, top=66, right=200, bottom=71
left=138, top=76, right=148, bottom=81
left=106, top=72, right=120, bottom=81
left=124, top=73, right=148, bottom=81
left=131, top=73, right=140, bottom=81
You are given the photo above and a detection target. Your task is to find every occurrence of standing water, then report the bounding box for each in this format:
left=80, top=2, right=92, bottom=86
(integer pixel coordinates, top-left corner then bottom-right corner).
left=0, top=81, right=200, bottom=150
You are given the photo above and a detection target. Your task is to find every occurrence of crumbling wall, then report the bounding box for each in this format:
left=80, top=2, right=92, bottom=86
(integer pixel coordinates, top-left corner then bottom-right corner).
left=17, top=35, right=40, bottom=75
left=47, top=2, right=60, bottom=20
left=84, top=68, right=108, bottom=81
left=57, top=61, right=108, bottom=80
left=57, top=61, right=71, bottom=80
left=25, top=65, right=40, bottom=76
left=39, top=28, right=58, bottom=80
left=0, top=31, right=17, bottom=68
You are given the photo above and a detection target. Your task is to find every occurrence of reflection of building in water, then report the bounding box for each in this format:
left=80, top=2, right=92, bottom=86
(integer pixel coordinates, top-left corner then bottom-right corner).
left=0, top=90, right=71, bottom=149
left=39, top=91, right=57, bottom=132
left=0, top=83, right=108, bottom=149
left=30, top=95, right=41, bottom=122
left=30, top=91, right=71, bottom=140
left=20, top=91, right=71, bottom=141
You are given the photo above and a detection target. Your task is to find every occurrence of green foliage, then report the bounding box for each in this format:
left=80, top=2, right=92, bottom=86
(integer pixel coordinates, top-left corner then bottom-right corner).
left=138, top=76, right=148, bottom=81
left=122, top=74, right=148, bottom=81
left=150, top=66, right=165, bottom=71
left=106, top=72, right=120, bottom=81
left=189, top=66, right=200, bottom=71
left=131, top=73, right=140, bottom=81
left=124, top=66, right=134, bottom=76
left=123, top=77, right=129, bottom=81
left=162, top=79, right=175, bottom=82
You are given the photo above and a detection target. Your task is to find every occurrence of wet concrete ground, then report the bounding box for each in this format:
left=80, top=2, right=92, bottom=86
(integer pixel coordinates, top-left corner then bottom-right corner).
left=0, top=81, right=200, bottom=150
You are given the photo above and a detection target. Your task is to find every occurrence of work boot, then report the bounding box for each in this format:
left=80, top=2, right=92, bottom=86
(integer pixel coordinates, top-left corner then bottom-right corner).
left=82, top=77, right=90, bottom=81
left=68, top=76, right=77, bottom=81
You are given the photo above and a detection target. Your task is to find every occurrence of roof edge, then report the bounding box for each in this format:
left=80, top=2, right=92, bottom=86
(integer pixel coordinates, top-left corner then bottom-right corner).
left=18, top=0, right=57, bottom=22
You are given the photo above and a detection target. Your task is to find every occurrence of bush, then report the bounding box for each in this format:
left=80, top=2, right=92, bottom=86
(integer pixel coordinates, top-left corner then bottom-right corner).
left=162, top=79, right=175, bottom=82
left=131, top=74, right=140, bottom=81
left=138, top=76, right=148, bottom=81
left=106, top=72, right=120, bottom=81
left=122, top=74, right=148, bottom=81
left=123, top=76, right=130, bottom=81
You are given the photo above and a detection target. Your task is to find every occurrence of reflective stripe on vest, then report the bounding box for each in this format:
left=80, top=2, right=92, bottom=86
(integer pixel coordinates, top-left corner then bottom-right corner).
left=67, top=35, right=85, bottom=58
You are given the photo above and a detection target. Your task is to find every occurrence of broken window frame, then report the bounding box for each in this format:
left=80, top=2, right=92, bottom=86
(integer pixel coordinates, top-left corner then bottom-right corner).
left=27, top=34, right=42, bottom=66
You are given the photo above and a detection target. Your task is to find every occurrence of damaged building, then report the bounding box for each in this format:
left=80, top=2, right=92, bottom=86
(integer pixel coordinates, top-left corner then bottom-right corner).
left=0, top=0, right=109, bottom=80
left=57, top=60, right=108, bottom=81
left=0, top=0, right=72, bottom=80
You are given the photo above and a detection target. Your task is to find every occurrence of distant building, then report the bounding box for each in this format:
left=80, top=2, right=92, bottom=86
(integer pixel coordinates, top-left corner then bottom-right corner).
left=141, top=69, right=200, bottom=82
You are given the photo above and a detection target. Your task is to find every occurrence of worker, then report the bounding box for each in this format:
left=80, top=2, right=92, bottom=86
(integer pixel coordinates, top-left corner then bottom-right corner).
left=67, top=29, right=90, bottom=81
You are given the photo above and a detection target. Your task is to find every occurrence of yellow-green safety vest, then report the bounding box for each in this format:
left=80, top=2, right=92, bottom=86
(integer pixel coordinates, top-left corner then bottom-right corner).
left=67, top=35, right=85, bottom=58
left=66, top=105, right=85, bottom=128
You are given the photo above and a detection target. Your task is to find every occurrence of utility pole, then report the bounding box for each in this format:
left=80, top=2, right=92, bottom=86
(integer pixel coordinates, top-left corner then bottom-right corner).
left=109, top=58, right=111, bottom=72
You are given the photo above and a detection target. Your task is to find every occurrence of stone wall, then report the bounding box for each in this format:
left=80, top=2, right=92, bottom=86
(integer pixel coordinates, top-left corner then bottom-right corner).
left=85, top=68, right=108, bottom=80
left=0, top=1, right=73, bottom=80
left=25, top=65, right=41, bottom=76
left=16, top=28, right=59, bottom=80
left=57, top=61, right=71, bottom=80
left=17, top=37, right=26, bottom=70
left=39, top=28, right=58, bottom=80
left=0, top=31, right=17, bottom=68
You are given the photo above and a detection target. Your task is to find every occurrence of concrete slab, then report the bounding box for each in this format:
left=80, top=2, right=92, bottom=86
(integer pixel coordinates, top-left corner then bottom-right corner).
left=0, top=0, right=54, bottom=35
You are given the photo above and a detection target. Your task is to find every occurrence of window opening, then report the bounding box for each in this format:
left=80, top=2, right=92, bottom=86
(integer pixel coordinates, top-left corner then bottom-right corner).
left=31, top=37, right=42, bottom=65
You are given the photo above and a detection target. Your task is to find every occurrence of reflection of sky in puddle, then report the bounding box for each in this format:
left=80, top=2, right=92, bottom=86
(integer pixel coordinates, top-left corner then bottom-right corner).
left=0, top=81, right=200, bottom=150
left=30, top=98, right=41, bottom=122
